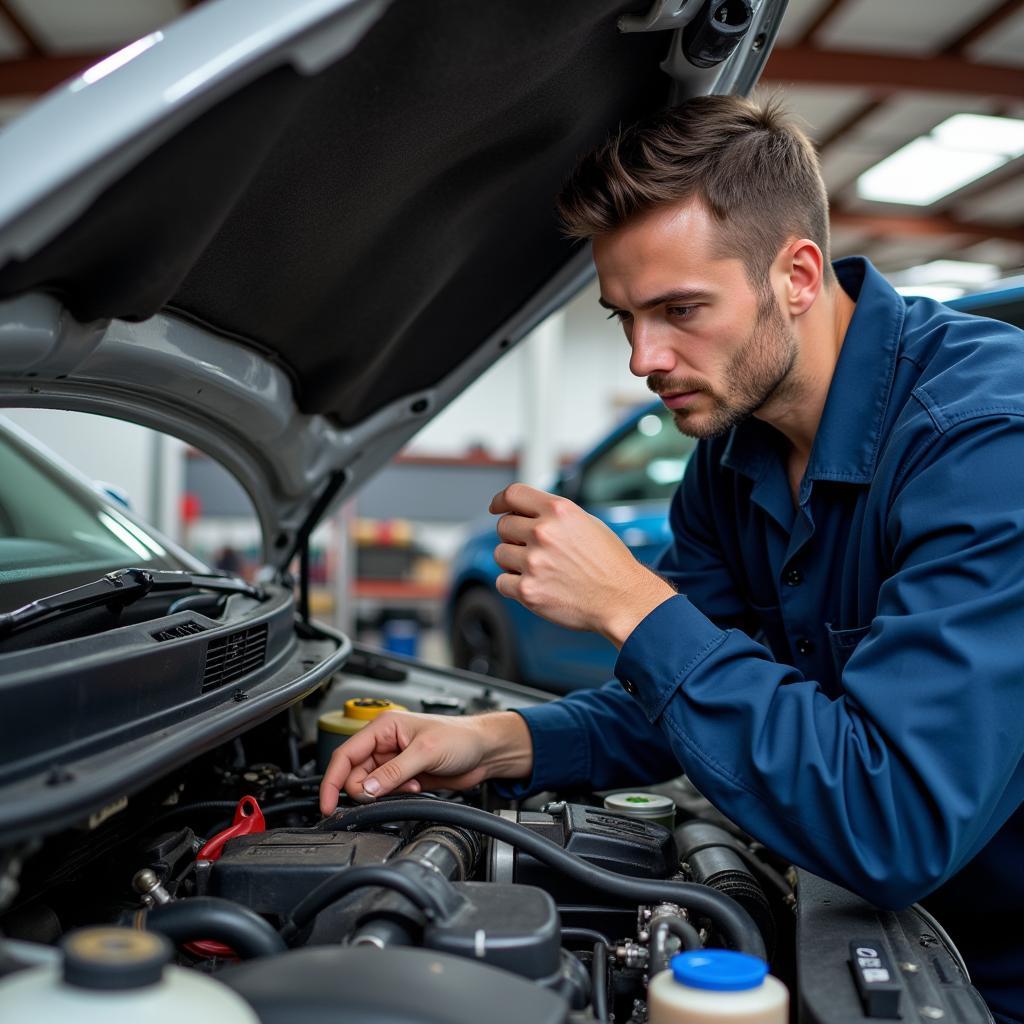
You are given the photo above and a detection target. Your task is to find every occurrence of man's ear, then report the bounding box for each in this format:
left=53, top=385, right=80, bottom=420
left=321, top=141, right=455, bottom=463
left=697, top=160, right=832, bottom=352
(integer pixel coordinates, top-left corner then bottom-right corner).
left=775, top=238, right=824, bottom=317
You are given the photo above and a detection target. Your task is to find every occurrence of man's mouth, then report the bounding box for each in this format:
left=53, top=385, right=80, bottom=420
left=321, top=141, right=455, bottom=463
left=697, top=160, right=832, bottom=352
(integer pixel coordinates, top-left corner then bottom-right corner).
left=659, top=390, right=701, bottom=410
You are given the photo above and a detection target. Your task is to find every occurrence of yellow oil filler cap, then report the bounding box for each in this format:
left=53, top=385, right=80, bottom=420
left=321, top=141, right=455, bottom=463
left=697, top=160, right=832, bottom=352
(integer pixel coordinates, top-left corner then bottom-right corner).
left=317, top=698, right=407, bottom=771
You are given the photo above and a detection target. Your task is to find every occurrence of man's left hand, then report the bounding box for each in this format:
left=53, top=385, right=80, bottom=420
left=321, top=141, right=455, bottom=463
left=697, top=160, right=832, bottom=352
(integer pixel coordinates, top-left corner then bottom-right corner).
left=489, top=483, right=676, bottom=648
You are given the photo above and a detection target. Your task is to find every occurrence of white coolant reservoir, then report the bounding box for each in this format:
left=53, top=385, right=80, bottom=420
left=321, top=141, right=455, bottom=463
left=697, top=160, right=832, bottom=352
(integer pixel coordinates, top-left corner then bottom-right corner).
left=0, top=927, right=259, bottom=1024
left=648, top=949, right=788, bottom=1024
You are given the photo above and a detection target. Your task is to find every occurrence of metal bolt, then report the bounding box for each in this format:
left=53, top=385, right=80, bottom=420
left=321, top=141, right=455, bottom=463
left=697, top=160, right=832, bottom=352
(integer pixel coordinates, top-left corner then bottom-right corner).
left=920, top=1008, right=945, bottom=1020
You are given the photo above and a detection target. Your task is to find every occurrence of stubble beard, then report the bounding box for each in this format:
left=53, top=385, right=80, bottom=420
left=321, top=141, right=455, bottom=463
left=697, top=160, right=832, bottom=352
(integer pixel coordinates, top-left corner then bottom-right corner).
left=648, top=290, right=801, bottom=441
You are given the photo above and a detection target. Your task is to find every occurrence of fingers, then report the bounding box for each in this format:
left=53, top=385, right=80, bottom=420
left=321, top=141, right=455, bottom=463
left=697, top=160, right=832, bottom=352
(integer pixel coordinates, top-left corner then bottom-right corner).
left=495, top=513, right=533, bottom=544
left=359, top=742, right=441, bottom=799
left=494, top=542, right=527, bottom=574
left=489, top=482, right=549, bottom=516
left=319, top=716, right=398, bottom=814
left=495, top=572, right=523, bottom=601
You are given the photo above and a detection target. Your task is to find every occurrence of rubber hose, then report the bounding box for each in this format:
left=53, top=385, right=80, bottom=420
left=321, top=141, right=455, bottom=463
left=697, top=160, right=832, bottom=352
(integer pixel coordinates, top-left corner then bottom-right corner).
left=337, top=800, right=766, bottom=959
left=592, top=940, right=609, bottom=1024
left=206, top=798, right=319, bottom=835
left=649, top=916, right=702, bottom=976
left=561, top=926, right=611, bottom=948
left=145, top=897, right=286, bottom=959
left=280, top=865, right=453, bottom=944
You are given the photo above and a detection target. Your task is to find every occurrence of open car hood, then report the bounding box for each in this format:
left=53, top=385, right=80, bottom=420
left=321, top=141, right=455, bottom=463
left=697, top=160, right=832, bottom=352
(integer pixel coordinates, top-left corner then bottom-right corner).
left=0, top=0, right=785, bottom=570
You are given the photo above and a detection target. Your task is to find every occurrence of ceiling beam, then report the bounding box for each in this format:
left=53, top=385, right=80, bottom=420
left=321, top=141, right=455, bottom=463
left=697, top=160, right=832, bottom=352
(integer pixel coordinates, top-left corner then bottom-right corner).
left=763, top=45, right=1024, bottom=100
left=795, top=0, right=848, bottom=46
left=0, top=54, right=96, bottom=97
left=942, top=0, right=1024, bottom=54
left=831, top=208, right=1024, bottom=245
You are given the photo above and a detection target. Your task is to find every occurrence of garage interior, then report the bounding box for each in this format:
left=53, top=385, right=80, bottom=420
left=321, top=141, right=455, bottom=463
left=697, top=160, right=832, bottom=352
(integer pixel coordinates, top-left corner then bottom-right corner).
left=0, top=0, right=1021, bottom=665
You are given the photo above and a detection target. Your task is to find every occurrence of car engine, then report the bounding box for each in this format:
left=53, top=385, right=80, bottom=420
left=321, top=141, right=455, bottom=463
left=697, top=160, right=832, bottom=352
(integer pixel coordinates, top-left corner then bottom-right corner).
left=0, top=650, right=987, bottom=1023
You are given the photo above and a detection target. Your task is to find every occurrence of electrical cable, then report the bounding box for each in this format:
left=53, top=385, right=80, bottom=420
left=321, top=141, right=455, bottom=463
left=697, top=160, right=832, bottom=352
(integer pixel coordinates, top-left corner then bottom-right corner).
left=336, top=800, right=766, bottom=958
left=279, top=865, right=453, bottom=944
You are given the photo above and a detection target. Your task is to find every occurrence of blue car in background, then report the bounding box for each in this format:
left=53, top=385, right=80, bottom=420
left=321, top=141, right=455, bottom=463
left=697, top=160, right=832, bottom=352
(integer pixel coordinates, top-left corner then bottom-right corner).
left=447, top=282, right=1024, bottom=693
left=447, top=401, right=695, bottom=691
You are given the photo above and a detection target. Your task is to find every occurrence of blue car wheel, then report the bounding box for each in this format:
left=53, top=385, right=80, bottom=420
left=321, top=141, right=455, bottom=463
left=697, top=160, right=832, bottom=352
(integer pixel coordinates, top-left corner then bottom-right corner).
left=450, top=586, right=520, bottom=681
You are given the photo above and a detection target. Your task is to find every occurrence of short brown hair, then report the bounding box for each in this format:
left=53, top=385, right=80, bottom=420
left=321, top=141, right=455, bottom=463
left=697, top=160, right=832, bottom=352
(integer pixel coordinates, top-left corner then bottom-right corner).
left=557, top=94, right=833, bottom=287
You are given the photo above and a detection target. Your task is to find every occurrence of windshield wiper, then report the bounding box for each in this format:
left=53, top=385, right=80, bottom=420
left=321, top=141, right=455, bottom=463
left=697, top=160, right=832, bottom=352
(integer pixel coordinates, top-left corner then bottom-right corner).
left=0, top=568, right=265, bottom=640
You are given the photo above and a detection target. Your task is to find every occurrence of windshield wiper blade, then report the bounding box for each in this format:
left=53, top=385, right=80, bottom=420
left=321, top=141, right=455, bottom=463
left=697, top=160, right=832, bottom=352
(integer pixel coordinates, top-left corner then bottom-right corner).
left=0, top=568, right=265, bottom=640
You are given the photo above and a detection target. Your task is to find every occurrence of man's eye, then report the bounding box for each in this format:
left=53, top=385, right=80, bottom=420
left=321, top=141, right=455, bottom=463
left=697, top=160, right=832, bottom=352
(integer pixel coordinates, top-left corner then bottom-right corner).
left=605, top=309, right=630, bottom=322
left=667, top=305, right=696, bottom=319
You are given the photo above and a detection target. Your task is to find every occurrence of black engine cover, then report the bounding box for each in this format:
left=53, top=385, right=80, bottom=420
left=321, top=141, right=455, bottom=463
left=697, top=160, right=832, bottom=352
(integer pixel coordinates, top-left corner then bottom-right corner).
left=203, top=829, right=404, bottom=914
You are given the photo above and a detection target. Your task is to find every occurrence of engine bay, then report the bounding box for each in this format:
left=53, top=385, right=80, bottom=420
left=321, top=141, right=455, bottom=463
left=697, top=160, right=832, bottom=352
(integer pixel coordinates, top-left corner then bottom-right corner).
left=0, top=648, right=989, bottom=1023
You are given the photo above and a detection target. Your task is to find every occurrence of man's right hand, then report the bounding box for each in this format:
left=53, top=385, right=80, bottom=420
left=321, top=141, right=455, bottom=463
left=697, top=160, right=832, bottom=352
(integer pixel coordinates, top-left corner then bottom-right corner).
left=319, top=710, right=534, bottom=815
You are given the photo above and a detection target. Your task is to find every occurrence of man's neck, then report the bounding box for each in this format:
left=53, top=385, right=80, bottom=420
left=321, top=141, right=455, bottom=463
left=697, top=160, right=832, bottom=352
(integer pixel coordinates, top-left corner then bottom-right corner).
left=757, top=278, right=856, bottom=466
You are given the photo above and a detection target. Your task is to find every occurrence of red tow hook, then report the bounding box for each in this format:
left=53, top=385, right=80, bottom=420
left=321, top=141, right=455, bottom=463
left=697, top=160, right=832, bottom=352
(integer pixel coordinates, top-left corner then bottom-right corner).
left=187, top=795, right=266, bottom=959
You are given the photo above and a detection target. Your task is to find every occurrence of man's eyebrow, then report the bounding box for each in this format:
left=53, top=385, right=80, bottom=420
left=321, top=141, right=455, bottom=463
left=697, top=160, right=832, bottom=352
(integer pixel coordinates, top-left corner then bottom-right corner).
left=598, top=289, right=713, bottom=311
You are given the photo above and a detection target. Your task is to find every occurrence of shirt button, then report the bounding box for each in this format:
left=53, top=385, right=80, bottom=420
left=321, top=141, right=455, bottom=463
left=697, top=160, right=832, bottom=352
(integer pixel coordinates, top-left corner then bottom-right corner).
left=795, top=638, right=815, bottom=656
left=621, top=678, right=637, bottom=695
left=784, top=568, right=803, bottom=587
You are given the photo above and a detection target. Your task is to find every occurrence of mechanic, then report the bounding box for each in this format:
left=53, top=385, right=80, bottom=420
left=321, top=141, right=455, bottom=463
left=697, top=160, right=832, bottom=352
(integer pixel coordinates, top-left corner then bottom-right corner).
left=321, top=95, right=1024, bottom=1020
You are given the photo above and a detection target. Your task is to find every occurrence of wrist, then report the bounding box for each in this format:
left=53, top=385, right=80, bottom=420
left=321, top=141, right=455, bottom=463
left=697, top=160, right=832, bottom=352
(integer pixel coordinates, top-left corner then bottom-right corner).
left=477, top=711, right=534, bottom=780
left=601, top=569, right=676, bottom=648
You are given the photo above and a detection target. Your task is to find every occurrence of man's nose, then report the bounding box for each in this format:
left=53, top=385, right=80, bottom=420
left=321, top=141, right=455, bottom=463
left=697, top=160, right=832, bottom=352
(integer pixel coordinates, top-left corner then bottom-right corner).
left=628, top=320, right=677, bottom=378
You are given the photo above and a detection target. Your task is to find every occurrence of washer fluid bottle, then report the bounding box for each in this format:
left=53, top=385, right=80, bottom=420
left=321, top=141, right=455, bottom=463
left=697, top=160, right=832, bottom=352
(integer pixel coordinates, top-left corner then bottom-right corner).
left=0, top=926, right=259, bottom=1023
left=647, top=949, right=788, bottom=1024
left=317, top=697, right=407, bottom=771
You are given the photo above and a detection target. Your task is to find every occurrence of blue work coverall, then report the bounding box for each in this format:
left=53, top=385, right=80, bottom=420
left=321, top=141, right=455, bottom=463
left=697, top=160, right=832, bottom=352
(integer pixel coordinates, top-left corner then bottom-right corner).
left=502, top=258, right=1024, bottom=1019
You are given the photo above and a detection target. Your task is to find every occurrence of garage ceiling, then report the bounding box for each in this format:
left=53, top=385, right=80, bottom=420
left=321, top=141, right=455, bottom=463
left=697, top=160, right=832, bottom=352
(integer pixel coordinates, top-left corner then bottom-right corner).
left=0, top=0, right=1021, bottom=284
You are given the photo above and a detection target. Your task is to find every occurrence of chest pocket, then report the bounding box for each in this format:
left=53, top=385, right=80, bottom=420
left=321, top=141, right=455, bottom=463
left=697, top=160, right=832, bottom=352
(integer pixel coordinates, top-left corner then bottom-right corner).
left=825, top=622, right=871, bottom=677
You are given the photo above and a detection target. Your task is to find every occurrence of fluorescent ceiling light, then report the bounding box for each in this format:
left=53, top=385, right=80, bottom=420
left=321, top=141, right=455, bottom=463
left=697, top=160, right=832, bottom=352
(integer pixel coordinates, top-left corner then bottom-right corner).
left=933, top=114, right=1024, bottom=158
left=899, top=260, right=1000, bottom=287
left=894, top=285, right=966, bottom=302
left=857, top=138, right=1004, bottom=205
left=856, top=113, right=1024, bottom=206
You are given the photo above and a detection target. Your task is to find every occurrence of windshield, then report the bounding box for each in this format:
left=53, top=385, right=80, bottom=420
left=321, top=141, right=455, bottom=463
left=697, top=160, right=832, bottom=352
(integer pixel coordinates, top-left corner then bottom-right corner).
left=0, top=422, right=194, bottom=612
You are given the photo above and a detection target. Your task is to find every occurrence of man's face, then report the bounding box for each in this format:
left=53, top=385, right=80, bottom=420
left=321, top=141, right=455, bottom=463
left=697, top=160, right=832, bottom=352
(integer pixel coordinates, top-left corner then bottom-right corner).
left=593, top=200, right=799, bottom=440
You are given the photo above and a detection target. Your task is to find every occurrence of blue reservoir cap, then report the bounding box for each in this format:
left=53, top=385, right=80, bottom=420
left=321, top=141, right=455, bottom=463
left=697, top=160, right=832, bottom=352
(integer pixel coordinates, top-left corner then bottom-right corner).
left=671, top=950, right=768, bottom=991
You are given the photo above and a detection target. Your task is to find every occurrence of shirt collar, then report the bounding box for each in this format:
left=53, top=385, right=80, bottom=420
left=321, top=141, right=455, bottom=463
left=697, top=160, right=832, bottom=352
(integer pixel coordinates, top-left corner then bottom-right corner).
left=721, top=256, right=904, bottom=486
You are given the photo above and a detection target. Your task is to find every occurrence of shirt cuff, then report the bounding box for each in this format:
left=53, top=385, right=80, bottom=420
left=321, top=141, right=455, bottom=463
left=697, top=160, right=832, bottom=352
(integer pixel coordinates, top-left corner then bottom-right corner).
left=614, top=593, right=726, bottom=724
left=490, top=701, right=591, bottom=800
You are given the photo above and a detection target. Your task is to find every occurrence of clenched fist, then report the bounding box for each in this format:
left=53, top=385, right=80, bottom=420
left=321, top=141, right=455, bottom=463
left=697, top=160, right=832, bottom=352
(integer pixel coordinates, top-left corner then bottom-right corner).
left=489, top=482, right=675, bottom=646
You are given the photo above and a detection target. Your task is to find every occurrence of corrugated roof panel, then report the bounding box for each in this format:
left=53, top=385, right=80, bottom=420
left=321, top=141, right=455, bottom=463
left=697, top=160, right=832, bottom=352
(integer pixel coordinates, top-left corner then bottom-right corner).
left=817, top=0, right=1005, bottom=56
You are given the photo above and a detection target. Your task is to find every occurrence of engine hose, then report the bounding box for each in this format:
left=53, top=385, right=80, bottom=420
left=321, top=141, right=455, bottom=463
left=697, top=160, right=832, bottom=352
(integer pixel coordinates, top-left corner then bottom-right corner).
left=561, top=926, right=611, bottom=948
left=649, top=916, right=702, bottom=976
left=206, top=798, right=319, bottom=835
left=280, top=865, right=454, bottom=944
left=592, top=940, right=609, bottom=1024
left=144, top=897, right=286, bottom=959
left=335, top=800, right=766, bottom=959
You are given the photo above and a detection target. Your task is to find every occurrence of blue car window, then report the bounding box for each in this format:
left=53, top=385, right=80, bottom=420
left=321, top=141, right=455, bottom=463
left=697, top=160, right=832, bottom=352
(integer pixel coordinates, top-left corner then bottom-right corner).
left=577, top=408, right=695, bottom=506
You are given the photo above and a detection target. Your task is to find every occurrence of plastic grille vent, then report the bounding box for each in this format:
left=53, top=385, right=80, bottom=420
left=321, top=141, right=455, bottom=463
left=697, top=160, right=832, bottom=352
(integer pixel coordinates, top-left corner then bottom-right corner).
left=152, top=621, right=207, bottom=642
left=202, top=624, right=269, bottom=692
